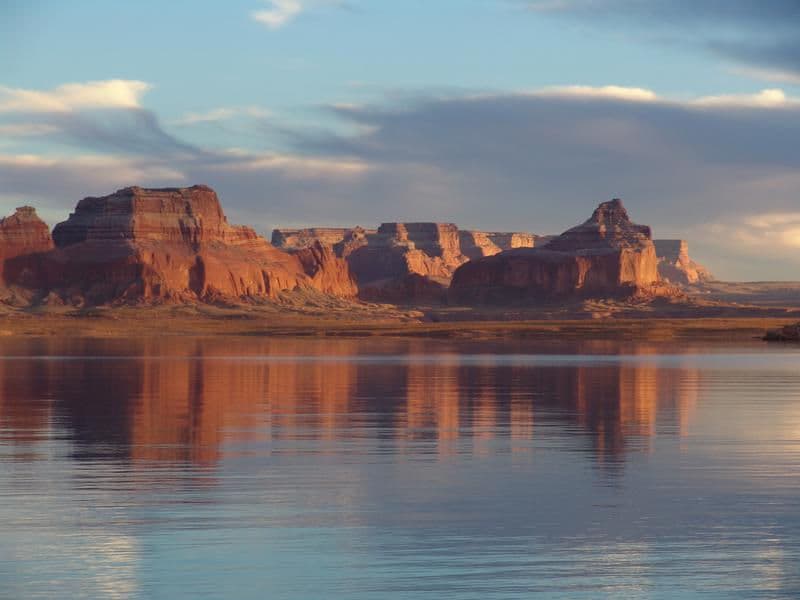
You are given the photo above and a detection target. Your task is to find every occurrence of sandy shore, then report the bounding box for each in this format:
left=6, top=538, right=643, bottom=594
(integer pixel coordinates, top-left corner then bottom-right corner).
left=0, top=304, right=791, bottom=341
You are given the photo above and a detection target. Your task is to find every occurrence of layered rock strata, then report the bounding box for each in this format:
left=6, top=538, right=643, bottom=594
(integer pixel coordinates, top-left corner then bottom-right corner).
left=450, top=199, right=668, bottom=303
left=0, top=206, right=54, bottom=293
left=45, top=185, right=355, bottom=304
left=272, top=222, right=550, bottom=301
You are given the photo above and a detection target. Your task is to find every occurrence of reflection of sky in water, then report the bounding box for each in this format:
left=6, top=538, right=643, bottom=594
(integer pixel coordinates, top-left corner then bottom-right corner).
left=1, top=337, right=799, bottom=598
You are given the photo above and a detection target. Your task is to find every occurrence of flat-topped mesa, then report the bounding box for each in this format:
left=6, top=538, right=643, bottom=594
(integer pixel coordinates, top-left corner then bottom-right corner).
left=0, top=206, right=54, bottom=292
left=450, top=199, right=668, bottom=304
left=52, top=185, right=258, bottom=248
left=45, top=185, right=355, bottom=305
left=654, top=240, right=713, bottom=285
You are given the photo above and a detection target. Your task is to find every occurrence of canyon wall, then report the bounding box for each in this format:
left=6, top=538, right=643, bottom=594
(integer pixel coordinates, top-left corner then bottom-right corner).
left=450, top=199, right=670, bottom=304
left=0, top=206, right=54, bottom=300
left=45, top=185, right=355, bottom=304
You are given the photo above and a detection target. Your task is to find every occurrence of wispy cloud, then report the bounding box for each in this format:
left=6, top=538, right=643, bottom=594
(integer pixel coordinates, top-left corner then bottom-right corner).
left=171, top=106, right=273, bottom=126
left=0, top=80, right=151, bottom=113
left=692, top=88, right=796, bottom=109
left=252, top=0, right=303, bottom=29
left=534, top=85, right=658, bottom=103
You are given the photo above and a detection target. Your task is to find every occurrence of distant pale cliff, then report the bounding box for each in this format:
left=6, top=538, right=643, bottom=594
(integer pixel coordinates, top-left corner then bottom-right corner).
left=654, top=240, right=713, bottom=284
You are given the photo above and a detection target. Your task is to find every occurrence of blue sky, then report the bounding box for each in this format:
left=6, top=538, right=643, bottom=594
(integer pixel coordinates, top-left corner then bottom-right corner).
left=2, top=0, right=800, bottom=279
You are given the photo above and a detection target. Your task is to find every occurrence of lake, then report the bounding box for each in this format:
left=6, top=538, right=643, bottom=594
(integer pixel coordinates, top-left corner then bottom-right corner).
left=1, top=336, right=799, bottom=599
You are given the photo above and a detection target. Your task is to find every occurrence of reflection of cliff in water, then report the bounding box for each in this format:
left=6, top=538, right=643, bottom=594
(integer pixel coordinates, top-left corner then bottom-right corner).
left=0, top=338, right=700, bottom=469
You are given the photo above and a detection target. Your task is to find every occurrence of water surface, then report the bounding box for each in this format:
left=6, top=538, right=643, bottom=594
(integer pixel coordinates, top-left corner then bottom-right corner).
left=1, top=336, right=800, bottom=599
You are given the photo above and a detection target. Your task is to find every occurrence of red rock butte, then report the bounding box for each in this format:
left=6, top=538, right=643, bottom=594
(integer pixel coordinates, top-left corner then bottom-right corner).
left=450, top=199, right=672, bottom=303
left=45, top=185, right=355, bottom=304
left=0, top=206, right=54, bottom=297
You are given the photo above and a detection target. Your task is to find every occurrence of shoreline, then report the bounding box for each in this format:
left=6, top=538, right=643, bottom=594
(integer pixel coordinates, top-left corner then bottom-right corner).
left=0, top=306, right=791, bottom=341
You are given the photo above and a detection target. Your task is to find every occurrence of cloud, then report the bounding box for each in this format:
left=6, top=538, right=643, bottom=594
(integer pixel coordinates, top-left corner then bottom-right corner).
left=519, top=0, right=800, bottom=80
left=213, top=149, right=369, bottom=178
left=252, top=0, right=303, bottom=29
left=0, top=153, right=188, bottom=223
left=534, top=85, right=658, bottom=103
left=692, top=88, right=796, bottom=109
left=171, top=106, right=273, bottom=126
left=0, top=80, right=151, bottom=113
left=3, top=78, right=800, bottom=279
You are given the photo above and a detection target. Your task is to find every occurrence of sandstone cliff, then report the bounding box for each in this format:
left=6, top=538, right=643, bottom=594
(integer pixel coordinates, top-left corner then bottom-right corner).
left=46, top=185, right=355, bottom=305
left=293, top=241, right=357, bottom=297
left=271, top=227, right=358, bottom=249
left=0, top=206, right=54, bottom=297
left=654, top=240, right=713, bottom=285
left=450, top=199, right=667, bottom=304
left=272, top=222, right=551, bottom=302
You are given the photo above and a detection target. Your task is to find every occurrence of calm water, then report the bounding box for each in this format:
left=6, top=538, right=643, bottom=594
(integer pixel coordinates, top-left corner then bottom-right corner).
left=1, top=336, right=800, bottom=599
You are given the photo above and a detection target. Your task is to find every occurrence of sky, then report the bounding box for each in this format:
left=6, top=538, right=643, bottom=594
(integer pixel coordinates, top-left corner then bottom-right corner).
left=1, top=0, right=800, bottom=280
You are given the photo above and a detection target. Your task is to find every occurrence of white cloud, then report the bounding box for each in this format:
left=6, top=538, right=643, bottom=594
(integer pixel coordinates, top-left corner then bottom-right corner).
left=0, top=153, right=186, bottom=187
left=692, top=88, right=796, bottom=108
left=0, top=80, right=151, bottom=113
left=533, top=85, right=659, bottom=103
left=252, top=0, right=303, bottom=29
left=708, top=212, right=800, bottom=258
left=214, top=149, right=369, bottom=178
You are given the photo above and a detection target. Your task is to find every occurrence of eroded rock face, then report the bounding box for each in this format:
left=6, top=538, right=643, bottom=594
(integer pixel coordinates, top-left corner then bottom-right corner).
left=293, top=241, right=358, bottom=297
left=458, top=230, right=546, bottom=259
left=450, top=199, right=666, bottom=303
left=46, top=185, right=353, bottom=304
left=271, top=228, right=356, bottom=250
left=654, top=240, right=713, bottom=285
left=0, top=206, right=54, bottom=291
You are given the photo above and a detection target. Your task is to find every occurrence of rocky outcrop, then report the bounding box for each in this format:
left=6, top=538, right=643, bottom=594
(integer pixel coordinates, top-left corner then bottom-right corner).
left=0, top=206, right=54, bottom=294
left=654, top=240, right=713, bottom=285
left=271, top=227, right=358, bottom=250
left=273, top=222, right=474, bottom=301
left=293, top=241, right=357, bottom=297
left=458, top=230, right=551, bottom=259
left=450, top=199, right=669, bottom=304
left=272, top=222, right=553, bottom=302
left=45, top=185, right=355, bottom=305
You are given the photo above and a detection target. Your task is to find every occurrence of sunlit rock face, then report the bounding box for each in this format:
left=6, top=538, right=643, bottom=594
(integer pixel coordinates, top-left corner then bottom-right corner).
left=450, top=199, right=668, bottom=303
left=293, top=241, right=358, bottom=297
left=0, top=207, right=54, bottom=292
left=46, top=185, right=355, bottom=305
left=654, top=240, right=713, bottom=285
left=272, top=222, right=548, bottom=303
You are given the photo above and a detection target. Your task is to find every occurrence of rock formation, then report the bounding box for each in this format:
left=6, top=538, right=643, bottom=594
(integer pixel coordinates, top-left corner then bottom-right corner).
left=450, top=199, right=668, bottom=303
left=272, top=222, right=553, bottom=302
left=654, top=240, right=713, bottom=285
left=293, top=241, right=357, bottom=297
left=271, top=227, right=358, bottom=250
left=45, top=185, right=355, bottom=304
left=0, top=206, right=54, bottom=296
